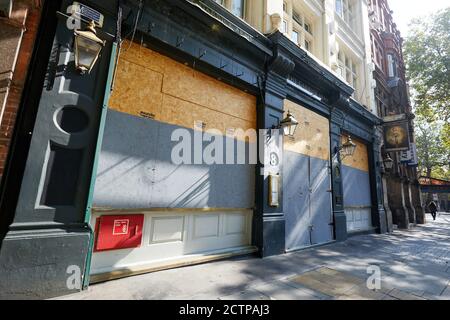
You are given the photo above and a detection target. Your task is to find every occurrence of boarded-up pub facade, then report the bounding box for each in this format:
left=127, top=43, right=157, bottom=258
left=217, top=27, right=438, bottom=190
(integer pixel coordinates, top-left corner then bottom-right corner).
left=0, top=0, right=387, bottom=298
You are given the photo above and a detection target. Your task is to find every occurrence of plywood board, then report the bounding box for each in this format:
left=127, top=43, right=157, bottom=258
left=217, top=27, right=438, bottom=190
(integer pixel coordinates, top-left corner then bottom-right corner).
left=109, top=59, right=163, bottom=120
left=341, top=135, right=369, bottom=172
left=110, top=40, right=256, bottom=132
left=161, top=95, right=256, bottom=141
left=283, top=100, right=330, bottom=161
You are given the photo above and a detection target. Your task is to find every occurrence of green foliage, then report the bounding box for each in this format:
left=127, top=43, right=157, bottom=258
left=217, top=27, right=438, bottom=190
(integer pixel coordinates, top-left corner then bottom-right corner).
left=404, top=8, right=450, bottom=122
left=443, top=122, right=450, bottom=150
left=415, top=117, right=450, bottom=179
left=405, top=8, right=450, bottom=180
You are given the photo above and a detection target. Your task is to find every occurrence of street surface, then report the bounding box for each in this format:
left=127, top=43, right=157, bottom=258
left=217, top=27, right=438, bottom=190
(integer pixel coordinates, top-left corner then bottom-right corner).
left=59, top=213, right=450, bottom=300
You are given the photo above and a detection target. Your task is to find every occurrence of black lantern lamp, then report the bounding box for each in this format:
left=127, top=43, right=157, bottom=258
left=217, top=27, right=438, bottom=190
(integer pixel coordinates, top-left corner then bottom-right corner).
left=279, top=110, right=299, bottom=137
left=339, top=135, right=357, bottom=159
left=74, top=21, right=105, bottom=74
left=383, top=153, right=394, bottom=172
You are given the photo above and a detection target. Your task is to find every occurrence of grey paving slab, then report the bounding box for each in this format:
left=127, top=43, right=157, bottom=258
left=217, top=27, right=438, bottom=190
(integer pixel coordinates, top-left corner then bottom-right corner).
left=253, top=280, right=321, bottom=300
left=385, top=288, right=427, bottom=300
left=334, top=284, right=389, bottom=300
left=279, top=277, right=332, bottom=300
left=218, top=289, right=271, bottom=301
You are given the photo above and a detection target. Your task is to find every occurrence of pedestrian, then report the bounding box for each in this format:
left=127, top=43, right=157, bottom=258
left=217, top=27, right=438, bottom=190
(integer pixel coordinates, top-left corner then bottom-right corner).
left=428, top=201, right=437, bottom=221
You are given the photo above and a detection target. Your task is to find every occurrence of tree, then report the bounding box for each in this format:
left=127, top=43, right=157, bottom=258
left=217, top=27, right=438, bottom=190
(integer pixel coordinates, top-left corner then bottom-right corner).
left=404, top=8, right=450, bottom=180
left=415, top=117, right=450, bottom=180
left=404, top=8, right=450, bottom=123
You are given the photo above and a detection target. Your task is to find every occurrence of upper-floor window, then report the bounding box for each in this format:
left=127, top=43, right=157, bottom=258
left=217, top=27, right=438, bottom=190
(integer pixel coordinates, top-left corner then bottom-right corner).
left=231, top=0, right=245, bottom=18
left=338, top=51, right=359, bottom=98
left=336, top=0, right=355, bottom=29
left=291, top=30, right=299, bottom=44
left=289, top=10, right=313, bottom=52
left=304, top=21, right=311, bottom=34
left=214, top=0, right=246, bottom=19
left=293, top=11, right=301, bottom=25
left=305, top=39, right=311, bottom=51
left=282, top=20, right=288, bottom=34
left=387, top=54, right=398, bottom=78
left=336, top=0, right=343, bottom=16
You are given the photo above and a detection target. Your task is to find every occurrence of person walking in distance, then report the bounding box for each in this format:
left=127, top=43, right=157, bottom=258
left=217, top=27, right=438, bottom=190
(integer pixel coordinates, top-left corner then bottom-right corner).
left=428, top=201, right=438, bottom=221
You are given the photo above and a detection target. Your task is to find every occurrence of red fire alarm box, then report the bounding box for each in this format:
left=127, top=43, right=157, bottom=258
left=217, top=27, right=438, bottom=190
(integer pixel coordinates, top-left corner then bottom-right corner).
left=94, top=214, right=144, bottom=252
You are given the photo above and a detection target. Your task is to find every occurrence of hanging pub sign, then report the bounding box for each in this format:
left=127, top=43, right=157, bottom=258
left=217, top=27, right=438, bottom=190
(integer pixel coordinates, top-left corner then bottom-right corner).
left=400, top=143, right=418, bottom=166
left=408, top=143, right=418, bottom=166
left=400, top=150, right=411, bottom=163
left=383, top=120, right=410, bottom=152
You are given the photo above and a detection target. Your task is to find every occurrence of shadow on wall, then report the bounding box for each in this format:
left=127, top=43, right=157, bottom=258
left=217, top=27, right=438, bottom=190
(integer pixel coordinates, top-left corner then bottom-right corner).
left=283, top=150, right=332, bottom=249
left=92, top=110, right=255, bottom=209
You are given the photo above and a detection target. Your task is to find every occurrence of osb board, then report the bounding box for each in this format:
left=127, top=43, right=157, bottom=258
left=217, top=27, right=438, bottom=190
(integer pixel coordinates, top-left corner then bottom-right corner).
left=109, top=40, right=256, bottom=130
left=109, top=59, right=163, bottom=120
left=162, top=95, right=256, bottom=142
left=341, top=135, right=369, bottom=172
left=283, top=100, right=330, bottom=161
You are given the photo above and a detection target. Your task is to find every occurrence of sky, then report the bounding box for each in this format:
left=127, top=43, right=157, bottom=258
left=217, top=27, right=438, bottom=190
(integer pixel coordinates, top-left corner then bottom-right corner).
left=388, top=0, right=450, bottom=37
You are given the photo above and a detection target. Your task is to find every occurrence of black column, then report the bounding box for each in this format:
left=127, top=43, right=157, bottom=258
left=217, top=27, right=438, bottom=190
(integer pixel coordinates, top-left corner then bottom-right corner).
left=330, top=108, right=347, bottom=241
left=254, top=33, right=294, bottom=257
left=0, top=0, right=118, bottom=299
left=369, top=129, right=388, bottom=234
left=411, top=180, right=425, bottom=224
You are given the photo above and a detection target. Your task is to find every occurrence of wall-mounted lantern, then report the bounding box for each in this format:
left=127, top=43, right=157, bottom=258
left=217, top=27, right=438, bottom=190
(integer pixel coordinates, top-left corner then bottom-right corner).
left=278, top=111, right=299, bottom=137
left=339, top=135, right=357, bottom=159
left=383, top=153, right=394, bottom=172
left=74, top=21, right=105, bottom=74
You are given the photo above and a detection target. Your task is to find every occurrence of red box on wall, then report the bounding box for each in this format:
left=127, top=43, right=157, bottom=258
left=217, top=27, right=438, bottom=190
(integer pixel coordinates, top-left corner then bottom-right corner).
left=94, top=214, right=144, bottom=252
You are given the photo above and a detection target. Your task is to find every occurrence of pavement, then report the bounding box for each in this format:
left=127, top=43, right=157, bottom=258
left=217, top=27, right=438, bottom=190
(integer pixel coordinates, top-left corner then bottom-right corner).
left=59, top=213, right=450, bottom=300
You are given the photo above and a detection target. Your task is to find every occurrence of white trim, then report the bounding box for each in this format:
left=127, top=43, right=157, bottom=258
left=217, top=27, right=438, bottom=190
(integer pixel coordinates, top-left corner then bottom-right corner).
left=285, top=240, right=336, bottom=253
left=90, top=246, right=258, bottom=283
left=287, top=79, right=322, bottom=101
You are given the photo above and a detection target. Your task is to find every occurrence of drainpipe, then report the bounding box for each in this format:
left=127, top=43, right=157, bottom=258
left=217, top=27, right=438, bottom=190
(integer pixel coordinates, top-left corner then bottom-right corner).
left=82, top=42, right=119, bottom=289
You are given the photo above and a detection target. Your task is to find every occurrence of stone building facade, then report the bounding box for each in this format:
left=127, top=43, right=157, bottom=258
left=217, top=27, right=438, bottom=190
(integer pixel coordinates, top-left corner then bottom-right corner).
left=368, top=0, right=425, bottom=228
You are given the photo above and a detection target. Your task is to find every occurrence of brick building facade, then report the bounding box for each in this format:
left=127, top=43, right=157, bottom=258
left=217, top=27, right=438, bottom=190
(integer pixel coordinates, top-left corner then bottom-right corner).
left=368, top=0, right=425, bottom=228
left=0, top=0, right=43, bottom=179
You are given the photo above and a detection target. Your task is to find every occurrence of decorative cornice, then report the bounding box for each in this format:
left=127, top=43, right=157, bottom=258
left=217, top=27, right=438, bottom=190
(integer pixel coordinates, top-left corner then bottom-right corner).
left=329, top=92, right=350, bottom=109
left=269, top=31, right=354, bottom=97
left=348, top=99, right=382, bottom=125
left=267, top=49, right=295, bottom=79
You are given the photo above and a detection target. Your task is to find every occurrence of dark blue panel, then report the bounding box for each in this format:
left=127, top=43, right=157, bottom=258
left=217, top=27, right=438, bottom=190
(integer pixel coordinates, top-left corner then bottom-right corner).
left=342, top=165, right=371, bottom=207
left=284, top=151, right=310, bottom=250
left=283, top=151, right=333, bottom=250
left=93, top=110, right=255, bottom=209
left=309, top=156, right=333, bottom=245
